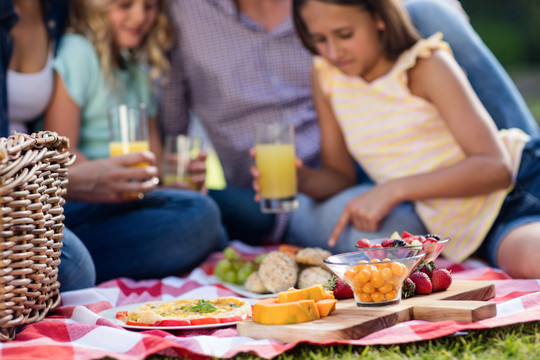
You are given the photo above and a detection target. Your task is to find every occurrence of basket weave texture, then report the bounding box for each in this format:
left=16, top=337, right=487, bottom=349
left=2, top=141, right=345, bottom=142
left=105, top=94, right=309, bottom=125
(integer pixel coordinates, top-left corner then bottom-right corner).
left=0, top=131, right=73, bottom=341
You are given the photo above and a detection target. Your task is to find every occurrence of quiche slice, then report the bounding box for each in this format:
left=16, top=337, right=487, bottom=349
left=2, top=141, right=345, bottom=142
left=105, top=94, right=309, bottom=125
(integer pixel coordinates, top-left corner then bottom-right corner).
left=122, top=297, right=252, bottom=326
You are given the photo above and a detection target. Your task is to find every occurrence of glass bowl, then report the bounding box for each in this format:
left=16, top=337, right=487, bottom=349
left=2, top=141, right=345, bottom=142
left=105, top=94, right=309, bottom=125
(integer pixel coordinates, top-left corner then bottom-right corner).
left=355, top=235, right=450, bottom=264
left=323, top=248, right=426, bottom=307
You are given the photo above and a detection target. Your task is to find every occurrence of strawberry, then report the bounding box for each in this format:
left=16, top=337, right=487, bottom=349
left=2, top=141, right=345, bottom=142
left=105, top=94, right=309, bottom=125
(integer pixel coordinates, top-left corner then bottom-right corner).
left=381, top=239, right=394, bottom=247
left=356, top=238, right=371, bottom=248
left=409, top=271, right=432, bottom=295
left=401, top=277, right=416, bottom=299
left=418, top=261, right=436, bottom=278
left=325, top=275, right=354, bottom=299
left=431, top=268, right=452, bottom=292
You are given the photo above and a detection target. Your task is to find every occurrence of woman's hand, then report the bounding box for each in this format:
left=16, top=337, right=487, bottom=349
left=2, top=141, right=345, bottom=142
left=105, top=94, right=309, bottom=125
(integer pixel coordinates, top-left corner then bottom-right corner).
left=328, top=183, right=401, bottom=246
left=66, top=151, right=159, bottom=203
left=249, top=148, right=302, bottom=202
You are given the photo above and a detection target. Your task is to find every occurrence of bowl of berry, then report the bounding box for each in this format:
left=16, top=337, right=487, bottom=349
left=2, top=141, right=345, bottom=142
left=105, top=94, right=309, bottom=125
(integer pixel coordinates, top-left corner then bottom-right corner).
left=355, top=231, right=450, bottom=264
left=323, top=248, right=426, bottom=307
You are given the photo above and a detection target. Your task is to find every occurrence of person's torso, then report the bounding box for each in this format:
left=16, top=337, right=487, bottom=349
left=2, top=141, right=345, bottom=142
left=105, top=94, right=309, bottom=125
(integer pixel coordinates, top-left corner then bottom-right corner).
left=170, top=0, right=320, bottom=187
left=53, top=33, right=155, bottom=159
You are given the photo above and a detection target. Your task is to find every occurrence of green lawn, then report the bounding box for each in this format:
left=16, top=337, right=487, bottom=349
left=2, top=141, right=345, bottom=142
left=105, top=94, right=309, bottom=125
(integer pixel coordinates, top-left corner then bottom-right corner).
left=142, top=321, right=540, bottom=359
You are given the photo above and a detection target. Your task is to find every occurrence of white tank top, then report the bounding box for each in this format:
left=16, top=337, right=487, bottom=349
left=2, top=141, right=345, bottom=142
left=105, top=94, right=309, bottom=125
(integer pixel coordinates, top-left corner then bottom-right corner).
left=7, top=49, right=54, bottom=133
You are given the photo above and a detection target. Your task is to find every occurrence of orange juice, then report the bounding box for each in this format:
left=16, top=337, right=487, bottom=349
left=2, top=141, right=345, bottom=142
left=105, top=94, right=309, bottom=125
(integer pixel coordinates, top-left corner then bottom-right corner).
left=109, top=140, right=150, bottom=167
left=256, top=143, right=296, bottom=199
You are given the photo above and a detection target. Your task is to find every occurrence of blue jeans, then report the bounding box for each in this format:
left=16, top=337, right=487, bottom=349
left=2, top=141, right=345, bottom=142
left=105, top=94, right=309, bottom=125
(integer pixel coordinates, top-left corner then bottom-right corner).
left=404, top=0, right=539, bottom=136
left=62, top=189, right=224, bottom=284
left=209, top=187, right=274, bottom=245
left=58, top=227, right=96, bottom=291
left=287, top=186, right=428, bottom=253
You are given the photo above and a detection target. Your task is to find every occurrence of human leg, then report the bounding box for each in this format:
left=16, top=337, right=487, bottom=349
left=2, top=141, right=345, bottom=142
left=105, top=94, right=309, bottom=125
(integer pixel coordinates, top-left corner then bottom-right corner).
left=403, top=0, right=539, bottom=135
left=287, top=185, right=428, bottom=254
left=58, top=227, right=96, bottom=291
left=497, top=222, right=540, bottom=278
left=209, top=187, right=275, bottom=245
left=63, top=189, right=224, bottom=284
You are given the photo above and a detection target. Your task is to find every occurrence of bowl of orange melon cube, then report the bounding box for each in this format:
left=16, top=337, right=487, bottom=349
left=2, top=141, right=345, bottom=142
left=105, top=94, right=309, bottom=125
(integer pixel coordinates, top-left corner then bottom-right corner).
left=324, top=248, right=426, bottom=307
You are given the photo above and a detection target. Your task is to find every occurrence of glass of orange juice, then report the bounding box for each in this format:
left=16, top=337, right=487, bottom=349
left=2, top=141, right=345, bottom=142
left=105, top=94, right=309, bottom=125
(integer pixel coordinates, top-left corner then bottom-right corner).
left=107, top=104, right=150, bottom=199
left=255, top=122, right=298, bottom=213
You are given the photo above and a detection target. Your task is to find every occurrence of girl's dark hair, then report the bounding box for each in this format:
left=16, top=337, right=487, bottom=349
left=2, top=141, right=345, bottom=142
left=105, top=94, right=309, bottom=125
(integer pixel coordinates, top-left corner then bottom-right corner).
left=293, top=0, right=421, bottom=60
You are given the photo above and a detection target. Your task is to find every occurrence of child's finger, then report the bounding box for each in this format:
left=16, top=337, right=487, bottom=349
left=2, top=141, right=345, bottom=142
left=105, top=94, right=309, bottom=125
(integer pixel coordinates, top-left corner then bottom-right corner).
left=328, top=209, right=351, bottom=247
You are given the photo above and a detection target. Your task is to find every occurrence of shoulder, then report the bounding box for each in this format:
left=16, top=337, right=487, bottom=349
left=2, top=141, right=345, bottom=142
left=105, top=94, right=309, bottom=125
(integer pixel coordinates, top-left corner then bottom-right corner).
left=408, top=48, right=462, bottom=100
left=58, top=33, right=95, bottom=52
left=55, top=34, right=99, bottom=70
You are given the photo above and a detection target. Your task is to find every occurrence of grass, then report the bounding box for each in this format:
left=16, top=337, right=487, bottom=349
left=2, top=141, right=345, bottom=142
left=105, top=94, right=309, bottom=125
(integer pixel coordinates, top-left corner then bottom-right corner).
left=139, top=321, right=540, bottom=360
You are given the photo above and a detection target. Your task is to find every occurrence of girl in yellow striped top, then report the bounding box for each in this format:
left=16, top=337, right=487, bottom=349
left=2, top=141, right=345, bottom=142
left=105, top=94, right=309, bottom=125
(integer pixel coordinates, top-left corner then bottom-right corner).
left=290, top=0, right=540, bottom=278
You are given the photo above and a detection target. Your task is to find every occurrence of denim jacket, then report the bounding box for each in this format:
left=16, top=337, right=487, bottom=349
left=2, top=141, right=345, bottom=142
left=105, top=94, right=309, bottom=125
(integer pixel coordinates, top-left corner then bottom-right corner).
left=0, top=0, right=69, bottom=137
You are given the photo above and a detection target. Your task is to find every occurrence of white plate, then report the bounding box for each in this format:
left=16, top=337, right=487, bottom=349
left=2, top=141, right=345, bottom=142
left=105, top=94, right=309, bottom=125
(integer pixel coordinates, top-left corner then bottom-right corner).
left=210, top=275, right=278, bottom=299
left=99, top=302, right=248, bottom=331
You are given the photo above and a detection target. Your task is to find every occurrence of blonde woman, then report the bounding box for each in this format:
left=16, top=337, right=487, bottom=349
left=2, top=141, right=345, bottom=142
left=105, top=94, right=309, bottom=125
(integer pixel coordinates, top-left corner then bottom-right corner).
left=45, top=0, right=224, bottom=284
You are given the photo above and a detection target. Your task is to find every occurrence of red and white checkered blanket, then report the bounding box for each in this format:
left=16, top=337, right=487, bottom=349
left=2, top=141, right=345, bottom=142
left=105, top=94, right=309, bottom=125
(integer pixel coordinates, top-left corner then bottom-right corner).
left=2, top=241, right=540, bottom=360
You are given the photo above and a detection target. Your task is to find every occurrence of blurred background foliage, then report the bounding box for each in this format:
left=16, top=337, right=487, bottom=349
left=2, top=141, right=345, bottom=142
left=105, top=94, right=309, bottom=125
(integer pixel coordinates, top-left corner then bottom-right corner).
left=461, top=0, right=540, bottom=68
left=461, top=0, right=540, bottom=121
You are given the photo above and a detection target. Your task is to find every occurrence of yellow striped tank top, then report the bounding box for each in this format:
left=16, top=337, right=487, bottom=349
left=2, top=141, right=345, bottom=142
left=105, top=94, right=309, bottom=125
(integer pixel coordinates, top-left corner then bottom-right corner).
left=314, top=33, right=529, bottom=262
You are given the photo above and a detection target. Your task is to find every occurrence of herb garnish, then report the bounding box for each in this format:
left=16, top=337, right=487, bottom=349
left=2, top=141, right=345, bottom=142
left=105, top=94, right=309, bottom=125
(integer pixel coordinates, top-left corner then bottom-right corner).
left=182, top=299, right=217, bottom=313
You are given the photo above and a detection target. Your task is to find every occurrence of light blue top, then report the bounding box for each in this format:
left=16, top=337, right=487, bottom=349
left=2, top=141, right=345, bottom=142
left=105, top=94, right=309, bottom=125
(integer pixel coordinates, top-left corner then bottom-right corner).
left=53, top=33, right=156, bottom=159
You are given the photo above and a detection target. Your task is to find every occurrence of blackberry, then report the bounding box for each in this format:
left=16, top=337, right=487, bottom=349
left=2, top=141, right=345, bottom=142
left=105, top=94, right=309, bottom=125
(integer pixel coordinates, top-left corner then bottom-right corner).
left=425, top=234, right=440, bottom=240
left=392, top=239, right=407, bottom=247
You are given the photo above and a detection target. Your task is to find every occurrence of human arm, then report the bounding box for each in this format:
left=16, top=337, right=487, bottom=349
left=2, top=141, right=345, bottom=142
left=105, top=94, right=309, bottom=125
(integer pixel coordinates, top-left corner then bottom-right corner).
left=388, top=49, right=512, bottom=200
left=45, top=72, right=89, bottom=163
left=296, top=67, right=358, bottom=199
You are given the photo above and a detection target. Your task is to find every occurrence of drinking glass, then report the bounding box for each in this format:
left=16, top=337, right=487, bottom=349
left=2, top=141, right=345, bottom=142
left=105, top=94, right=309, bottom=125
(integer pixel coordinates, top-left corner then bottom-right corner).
left=255, top=122, right=298, bottom=213
left=107, top=104, right=150, bottom=199
left=162, top=135, right=202, bottom=189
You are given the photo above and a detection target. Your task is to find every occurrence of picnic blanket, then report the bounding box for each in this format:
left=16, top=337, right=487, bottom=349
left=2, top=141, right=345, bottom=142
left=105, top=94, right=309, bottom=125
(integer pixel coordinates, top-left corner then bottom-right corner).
left=2, top=241, right=540, bottom=360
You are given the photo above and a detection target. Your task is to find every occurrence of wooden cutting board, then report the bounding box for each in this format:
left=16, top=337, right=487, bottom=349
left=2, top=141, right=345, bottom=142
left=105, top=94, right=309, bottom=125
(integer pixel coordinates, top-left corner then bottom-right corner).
left=237, top=280, right=496, bottom=342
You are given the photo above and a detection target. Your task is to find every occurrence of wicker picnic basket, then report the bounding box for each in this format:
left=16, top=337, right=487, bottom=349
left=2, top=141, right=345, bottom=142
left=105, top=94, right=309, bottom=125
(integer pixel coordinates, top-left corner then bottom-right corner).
left=0, top=131, right=74, bottom=341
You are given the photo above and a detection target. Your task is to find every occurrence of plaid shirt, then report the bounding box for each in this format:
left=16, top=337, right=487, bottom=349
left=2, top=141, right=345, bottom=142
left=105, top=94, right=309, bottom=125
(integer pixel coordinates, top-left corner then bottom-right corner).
left=159, top=0, right=321, bottom=189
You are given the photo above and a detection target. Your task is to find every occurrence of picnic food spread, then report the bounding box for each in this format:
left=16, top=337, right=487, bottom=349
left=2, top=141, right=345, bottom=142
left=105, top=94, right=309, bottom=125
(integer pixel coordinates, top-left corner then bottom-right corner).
left=115, top=297, right=252, bottom=326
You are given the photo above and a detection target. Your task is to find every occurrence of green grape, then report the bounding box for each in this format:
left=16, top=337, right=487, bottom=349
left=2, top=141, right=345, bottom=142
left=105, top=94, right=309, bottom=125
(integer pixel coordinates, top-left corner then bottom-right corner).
left=214, top=259, right=232, bottom=280
left=253, top=253, right=266, bottom=265
left=236, top=262, right=256, bottom=285
left=223, top=270, right=237, bottom=284
left=223, top=246, right=240, bottom=261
